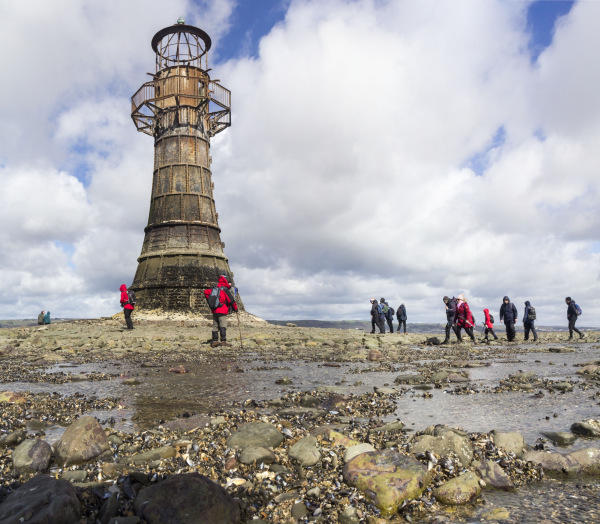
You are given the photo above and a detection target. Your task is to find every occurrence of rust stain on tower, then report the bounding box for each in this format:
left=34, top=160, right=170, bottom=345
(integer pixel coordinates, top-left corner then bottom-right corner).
left=130, top=19, right=242, bottom=313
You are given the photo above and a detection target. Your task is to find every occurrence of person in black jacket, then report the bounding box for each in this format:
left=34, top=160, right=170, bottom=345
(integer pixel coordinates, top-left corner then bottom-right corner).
left=565, top=297, right=584, bottom=340
left=523, top=301, right=538, bottom=342
left=442, top=296, right=459, bottom=344
left=396, top=303, right=407, bottom=334
left=370, top=298, right=384, bottom=333
left=499, top=296, right=518, bottom=341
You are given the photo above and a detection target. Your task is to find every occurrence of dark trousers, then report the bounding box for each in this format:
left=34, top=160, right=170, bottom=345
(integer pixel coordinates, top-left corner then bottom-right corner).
left=484, top=327, right=498, bottom=340
left=456, top=326, right=475, bottom=341
left=524, top=321, right=537, bottom=341
left=371, top=317, right=385, bottom=333
left=398, top=320, right=406, bottom=333
left=505, top=322, right=515, bottom=341
left=444, top=321, right=458, bottom=341
left=386, top=318, right=394, bottom=333
left=124, top=308, right=133, bottom=329
left=568, top=318, right=582, bottom=338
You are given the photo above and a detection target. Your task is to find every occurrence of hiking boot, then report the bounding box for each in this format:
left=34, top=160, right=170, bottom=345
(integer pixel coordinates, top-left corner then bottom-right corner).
left=441, top=338, right=449, bottom=344
left=580, top=333, right=586, bottom=339
left=568, top=336, right=573, bottom=340
left=220, top=341, right=232, bottom=347
left=210, top=341, right=220, bottom=348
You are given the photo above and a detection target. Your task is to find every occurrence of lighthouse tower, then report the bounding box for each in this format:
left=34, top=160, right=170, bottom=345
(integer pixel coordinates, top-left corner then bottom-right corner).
left=130, top=19, right=242, bottom=312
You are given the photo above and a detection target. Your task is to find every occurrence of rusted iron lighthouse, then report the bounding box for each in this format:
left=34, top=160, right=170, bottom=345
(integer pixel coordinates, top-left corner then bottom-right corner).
left=130, top=19, right=242, bottom=312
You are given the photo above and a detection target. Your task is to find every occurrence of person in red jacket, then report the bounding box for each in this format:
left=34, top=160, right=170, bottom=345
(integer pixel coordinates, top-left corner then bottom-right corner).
left=119, top=284, right=134, bottom=330
left=483, top=308, right=498, bottom=341
left=453, top=294, right=475, bottom=342
left=204, top=275, right=238, bottom=347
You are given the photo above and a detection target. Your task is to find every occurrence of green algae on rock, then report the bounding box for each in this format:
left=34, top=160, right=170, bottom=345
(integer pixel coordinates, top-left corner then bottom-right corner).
left=342, top=449, right=431, bottom=516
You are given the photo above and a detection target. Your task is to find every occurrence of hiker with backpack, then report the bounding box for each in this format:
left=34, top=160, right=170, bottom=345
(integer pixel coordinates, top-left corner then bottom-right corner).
left=204, top=275, right=238, bottom=347
left=565, top=297, right=584, bottom=340
left=38, top=311, right=45, bottom=325
left=523, top=301, right=538, bottom=342
left=396, top=303, right=407, bottom=334
left=379, top=298, right=391, bottom=333
left=43, top=311, right=51, bottom=325
left=483, top=308, right=498, bottom=341
left=499, top=296, right=518, bottom=342
left=382, top=301, right=395, bottom=333
left=119, top=284, right=135, bottom=330
left=370, top=298, right=385, bottom=333
left=453, top=294, right=475, bottom=342
left=442, top=296, right=459, bottom=344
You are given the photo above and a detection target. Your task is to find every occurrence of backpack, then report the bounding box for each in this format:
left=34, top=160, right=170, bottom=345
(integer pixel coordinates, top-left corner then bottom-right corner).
left=381, top=304, right=389, bottom=315
left=489, top=313, right=495, bottom=324
left=207, top=286, right=223, bottom=309
left=448, top=297, right=458, bottom=312
left=388, top=307, right=395, bottom=319
left=127, top=289, right=136, bottom=306
left=376, top=303, right=383, bottom=315
left=527, top=306, right=536, bottom=321
left=573, top=303, right=582, bottom=316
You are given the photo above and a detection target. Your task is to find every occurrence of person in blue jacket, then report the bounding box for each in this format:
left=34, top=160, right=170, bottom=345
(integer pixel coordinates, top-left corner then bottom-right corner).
left=43, top=311, right=51, bottom=325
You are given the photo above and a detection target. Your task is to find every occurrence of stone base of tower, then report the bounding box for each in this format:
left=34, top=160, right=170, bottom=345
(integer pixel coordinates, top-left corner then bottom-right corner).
left=130, top=254, right=244, bottom=314
left=130, top=285, right=245, bottom=315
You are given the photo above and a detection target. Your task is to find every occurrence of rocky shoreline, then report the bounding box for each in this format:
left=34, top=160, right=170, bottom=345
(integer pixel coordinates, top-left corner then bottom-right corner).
left=1, top=317, right=600, bottom=523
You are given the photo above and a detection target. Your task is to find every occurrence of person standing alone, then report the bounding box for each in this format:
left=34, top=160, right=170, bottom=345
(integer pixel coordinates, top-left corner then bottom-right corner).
left=499, top=296, right=518, bottom=342
left=565, top=297, right=584, bottom=340
left=205, top=275, right=238, bottom=347
left=523, top=301, right=538, bottom=342
left=396, top=303, right=407, bottom=334
left=119, top=284, right=135, bottom=330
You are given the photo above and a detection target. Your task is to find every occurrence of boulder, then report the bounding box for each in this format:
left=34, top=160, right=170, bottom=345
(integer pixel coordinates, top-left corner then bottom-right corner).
left=368, top=421, right=404, bottom=434
left=343, top=449, right=430, bottom=516
left=0, top=429, right=26, bottom=448
left=433, top=471, right=481, bottom=505
left=54, top=416, right=110, bottom=466
left=327, top=429, right=360, bottom=448
left=0, top=391, right=27, bottom=404
left=134, top=473, right=240, bottom=524
left=288, top=436, right=321, bottom=467
left=226, top=421, right=284, bottom=450
left=12, top=439, right=52, bottom=472
left=394, top=374, right=426, bottom=385
left=409, top=432, right=474, bottom=468
left=540, top=431, right=577, bottom=447
left=162, top=414, right=211, bottom=432
left=119, top=445, right=176, bottom=465
left=571, top=419, right=600, bottom=438
left=0, top=474, right=80, bottom=523
left=475, top=460, right=515, bottom=491
left=491, top=431, right=527, bottom=457
left=368, top=349, right=384, bottom=361
left=239, top=446, right=276, bottom=465
left=521, top=448, right=600, bottom=476
left=344, top=443, right=376, bottom=463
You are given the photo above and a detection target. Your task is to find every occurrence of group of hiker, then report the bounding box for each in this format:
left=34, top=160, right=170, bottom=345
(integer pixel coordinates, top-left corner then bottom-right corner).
left=118, top=274, right=239, bottom=345
left=441, top=295, right=584, bottom=343
left=370, top=298, right=407, bottom=334
left=37, top=311, right=51, bottom=325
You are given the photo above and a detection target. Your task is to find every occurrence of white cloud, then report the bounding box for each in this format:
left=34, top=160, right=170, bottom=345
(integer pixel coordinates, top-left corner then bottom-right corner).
left=0, top=0, right=599, bottom=327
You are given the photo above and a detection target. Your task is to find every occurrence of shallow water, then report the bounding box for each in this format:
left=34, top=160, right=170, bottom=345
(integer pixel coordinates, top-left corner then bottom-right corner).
left=4, top=342, right=600, bottom=521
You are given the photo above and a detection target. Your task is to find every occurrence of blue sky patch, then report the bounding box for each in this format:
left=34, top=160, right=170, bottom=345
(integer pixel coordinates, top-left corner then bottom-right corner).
left=527, top=0, right=575, bottom=62
left=464, top=126, right=507, bottom=176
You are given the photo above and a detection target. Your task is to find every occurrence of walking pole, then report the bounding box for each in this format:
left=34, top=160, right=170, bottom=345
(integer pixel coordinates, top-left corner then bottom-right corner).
left=236, top=310, right=243, bottom=349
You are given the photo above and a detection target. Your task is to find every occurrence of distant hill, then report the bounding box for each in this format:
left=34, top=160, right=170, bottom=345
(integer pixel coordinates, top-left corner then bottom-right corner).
left=266, top=320, right=575, bottom=333
left=0, top=318, right=72, bottom=329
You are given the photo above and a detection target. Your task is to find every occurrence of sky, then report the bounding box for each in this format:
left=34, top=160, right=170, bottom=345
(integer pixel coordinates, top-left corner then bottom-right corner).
left=1, top=0, right=599, bottom=326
